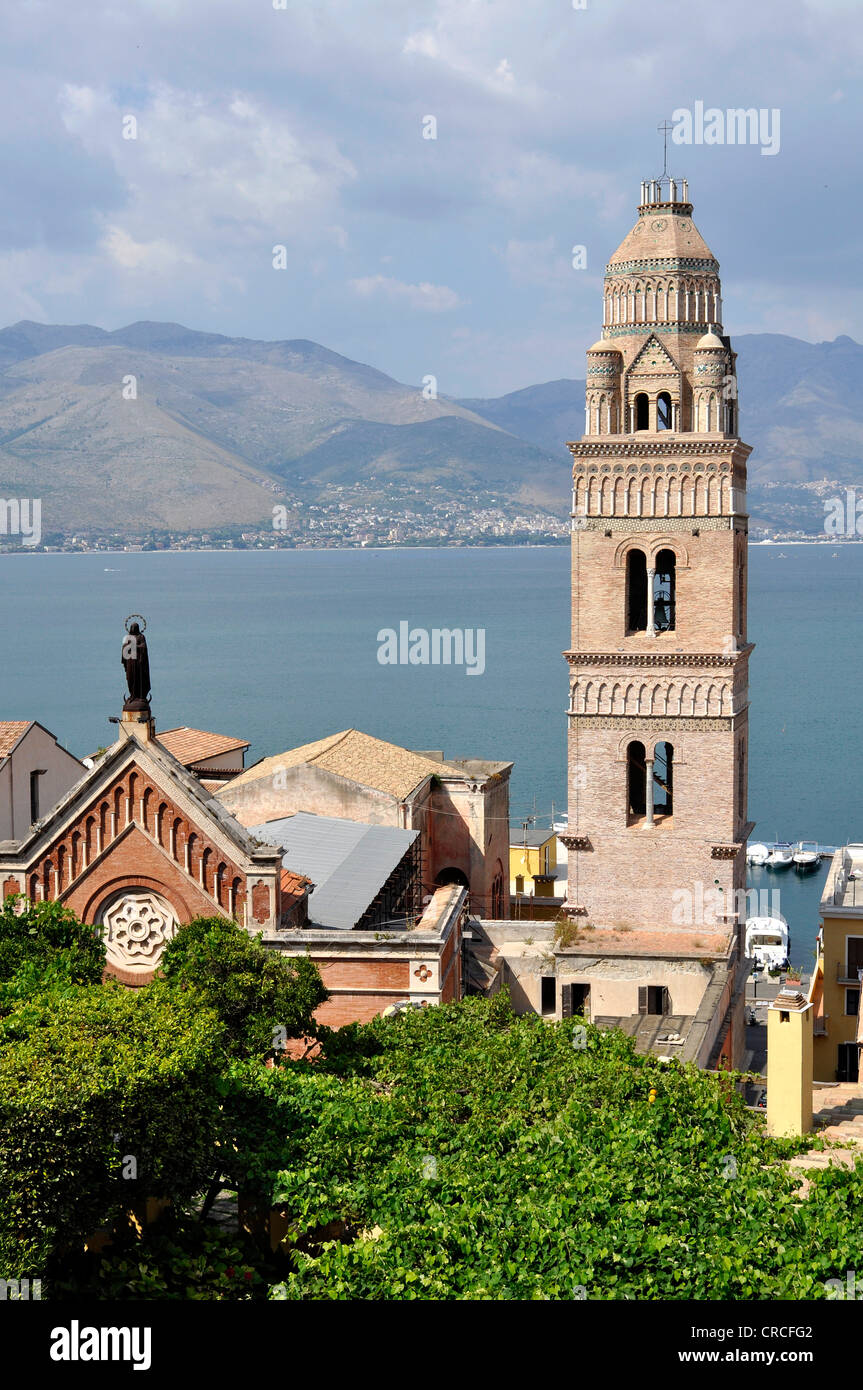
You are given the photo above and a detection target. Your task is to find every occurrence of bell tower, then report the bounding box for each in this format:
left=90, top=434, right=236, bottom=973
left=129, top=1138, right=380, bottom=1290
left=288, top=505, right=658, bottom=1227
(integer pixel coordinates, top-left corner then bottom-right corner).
left=564, top=175, right=753, bottom=933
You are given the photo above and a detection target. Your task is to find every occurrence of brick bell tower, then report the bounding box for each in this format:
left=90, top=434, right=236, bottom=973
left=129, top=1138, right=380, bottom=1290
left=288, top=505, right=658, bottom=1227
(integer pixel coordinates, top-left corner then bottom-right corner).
left=563, top=174, right=754, bottom=933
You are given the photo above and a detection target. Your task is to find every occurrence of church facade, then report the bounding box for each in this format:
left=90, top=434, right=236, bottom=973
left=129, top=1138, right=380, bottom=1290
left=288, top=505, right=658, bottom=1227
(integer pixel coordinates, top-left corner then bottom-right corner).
left=0, top=712, right=285, bottom=985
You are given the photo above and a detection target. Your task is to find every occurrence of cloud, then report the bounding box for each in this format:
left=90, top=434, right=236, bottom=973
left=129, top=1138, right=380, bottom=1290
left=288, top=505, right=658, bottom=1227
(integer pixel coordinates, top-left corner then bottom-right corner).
left=349, top=274, right=463, bottom=312
left=0, top=0, right=858, bottom=394
left=59, top=82, right=357, bottom=244
left=101, top=227, right=197, bottom=275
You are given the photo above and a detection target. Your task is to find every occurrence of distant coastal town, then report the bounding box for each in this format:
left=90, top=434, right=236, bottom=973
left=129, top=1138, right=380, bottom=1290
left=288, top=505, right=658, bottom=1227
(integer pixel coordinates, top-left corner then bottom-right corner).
left=2, top=481, right=863, bottom=552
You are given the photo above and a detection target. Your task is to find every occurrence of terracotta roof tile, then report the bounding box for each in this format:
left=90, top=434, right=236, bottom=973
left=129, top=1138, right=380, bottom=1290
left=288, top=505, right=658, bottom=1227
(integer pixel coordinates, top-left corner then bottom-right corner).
left=229, top=729, right=465, bottom=801
left=281, top=867, right=313, bottom=899
left=157, top=726, right=250, bottom=766
left=0, top=721, right=32, bottom=758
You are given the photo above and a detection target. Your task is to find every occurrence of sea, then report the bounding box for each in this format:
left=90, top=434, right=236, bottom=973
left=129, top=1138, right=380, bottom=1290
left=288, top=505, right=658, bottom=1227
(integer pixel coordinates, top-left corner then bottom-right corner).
left=1, top=542, right=860, bottom=969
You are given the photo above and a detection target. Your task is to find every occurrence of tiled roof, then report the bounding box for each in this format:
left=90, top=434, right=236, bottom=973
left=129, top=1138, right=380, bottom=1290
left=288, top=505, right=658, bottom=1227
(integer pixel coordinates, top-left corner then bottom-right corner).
left=281, top=867, right=312, bottom=900
left=0, top=721, right=32, bottom=758
left=156, top=727, right=250, bottom=766
left=230, top=729, right=465, bottom=801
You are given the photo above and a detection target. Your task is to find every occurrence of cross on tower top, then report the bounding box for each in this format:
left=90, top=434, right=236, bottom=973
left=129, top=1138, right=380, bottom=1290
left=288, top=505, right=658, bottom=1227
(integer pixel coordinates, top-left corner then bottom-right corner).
left=657, top=119, right=673, bottom=177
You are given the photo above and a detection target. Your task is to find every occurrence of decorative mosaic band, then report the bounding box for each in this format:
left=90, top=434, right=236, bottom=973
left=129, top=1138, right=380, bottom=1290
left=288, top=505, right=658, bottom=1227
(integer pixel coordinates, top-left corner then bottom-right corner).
left=602, top=323, right=720, bottom=338
left=567, top=714, right=735, bottom=732
left=570, top=515, right=735, bottom=532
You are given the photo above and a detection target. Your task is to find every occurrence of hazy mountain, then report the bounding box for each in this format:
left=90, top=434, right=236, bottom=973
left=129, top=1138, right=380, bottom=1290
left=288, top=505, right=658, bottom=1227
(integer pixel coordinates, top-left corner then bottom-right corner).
left=0, top=320, right=859, bottom=537
left=0, top=320, right=567, bottom=532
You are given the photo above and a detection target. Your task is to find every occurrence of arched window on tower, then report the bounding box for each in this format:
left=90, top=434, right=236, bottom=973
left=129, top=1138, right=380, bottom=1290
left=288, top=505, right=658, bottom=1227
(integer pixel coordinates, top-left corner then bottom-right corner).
left=627, top=741, right=646, bottom=820
left=738, top=740, right=746, bottom=821
left=634, top=392, right=649, bottom=430
left=657, top=391, right=672, bottom=430
left=653, top=548, right=676, bottom=632
left=653, top=741, right=674, bottom=819
left=626, top=549, right=648, bottom=632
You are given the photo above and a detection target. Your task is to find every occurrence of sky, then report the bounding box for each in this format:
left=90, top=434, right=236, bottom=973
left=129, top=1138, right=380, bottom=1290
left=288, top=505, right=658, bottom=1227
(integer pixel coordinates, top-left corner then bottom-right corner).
left=2, top=0, right=861, bottom=396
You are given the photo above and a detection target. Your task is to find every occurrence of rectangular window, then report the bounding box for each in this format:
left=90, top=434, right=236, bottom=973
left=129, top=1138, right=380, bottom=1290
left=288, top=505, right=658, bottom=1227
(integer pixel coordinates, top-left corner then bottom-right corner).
left=837, top=1043, right=860, bottom=1084
left=29, top=770, right=42, bottom=824
left=846, top=937, right=863, bottom=978
left=541, top=976, right=556, bottom=1016
left=846, top=989, right=860, bottom=1017
left=640, top=985, right=668, bottom=1016
left=562, top=983, right=590, bottom=1019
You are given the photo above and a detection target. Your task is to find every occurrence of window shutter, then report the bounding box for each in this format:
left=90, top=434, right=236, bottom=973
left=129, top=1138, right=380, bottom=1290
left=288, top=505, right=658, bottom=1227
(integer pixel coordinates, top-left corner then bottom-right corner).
left=638, top=986, right=648, bottom=1015
left=561, top=984, right=573, bottom=1019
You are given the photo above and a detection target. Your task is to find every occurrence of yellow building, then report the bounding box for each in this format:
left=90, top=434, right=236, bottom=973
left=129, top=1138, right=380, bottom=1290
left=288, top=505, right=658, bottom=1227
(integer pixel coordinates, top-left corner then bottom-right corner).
left=509, top=828, right=558, bottom=900
left=808, top=844, right=863, bottom=1082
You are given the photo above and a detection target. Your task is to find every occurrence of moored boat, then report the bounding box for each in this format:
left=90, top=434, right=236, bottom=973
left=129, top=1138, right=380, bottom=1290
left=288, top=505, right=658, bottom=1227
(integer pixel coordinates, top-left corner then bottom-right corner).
left=766, top=842, right=794, bottom=869
left=793, top=841, right=821, bottom=871
left=745, top=913, right=790, bottom=971
left=746, top=842, right=770, bottom=866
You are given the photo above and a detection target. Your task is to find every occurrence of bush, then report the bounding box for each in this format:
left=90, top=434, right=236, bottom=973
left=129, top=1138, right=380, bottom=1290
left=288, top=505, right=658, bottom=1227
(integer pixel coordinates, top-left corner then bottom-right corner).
left=0, top=982, right=224, bottom=1278
left=251, top=994, right=863, bottom=1300
left=158, top=916, right=327, bottom=1059
left=0, top=896, right=104, bottom=1000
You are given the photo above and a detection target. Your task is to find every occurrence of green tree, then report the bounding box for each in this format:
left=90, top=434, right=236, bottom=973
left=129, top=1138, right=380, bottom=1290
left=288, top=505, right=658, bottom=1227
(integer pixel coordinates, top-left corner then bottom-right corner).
left=0, top=982, right=224, bottom=1279
left=158, top=916, right=327, bottom=1060
left=0, top=895, right=104, bottom=1006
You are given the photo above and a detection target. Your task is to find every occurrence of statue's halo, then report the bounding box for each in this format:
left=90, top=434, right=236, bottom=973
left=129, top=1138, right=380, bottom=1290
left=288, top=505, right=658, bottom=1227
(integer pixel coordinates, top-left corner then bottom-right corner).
left=124, top=613, right=147, bottom=634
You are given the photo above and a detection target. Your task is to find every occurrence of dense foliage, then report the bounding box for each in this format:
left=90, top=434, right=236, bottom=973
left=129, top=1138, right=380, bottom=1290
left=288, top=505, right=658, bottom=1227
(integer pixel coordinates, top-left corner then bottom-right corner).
left=3, top=890, right=862, bottom=1300
left=0, top=896, right=104, bottom=1004
left=158, top=916, right=327, bottom=1058
left=246, top=996, right=863, bottom=1300
left=0, top=983, right=223, bottom=1278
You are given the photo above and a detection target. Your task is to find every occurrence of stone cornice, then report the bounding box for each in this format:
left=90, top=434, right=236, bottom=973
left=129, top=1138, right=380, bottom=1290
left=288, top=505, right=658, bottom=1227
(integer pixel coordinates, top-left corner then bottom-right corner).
left=564, top=647, right=753, bottom=668
left=568, top=438, right=752, bottom=462
left=558, top=835, right=592, bottom=852
left=605, top=257, right=718, bottom=274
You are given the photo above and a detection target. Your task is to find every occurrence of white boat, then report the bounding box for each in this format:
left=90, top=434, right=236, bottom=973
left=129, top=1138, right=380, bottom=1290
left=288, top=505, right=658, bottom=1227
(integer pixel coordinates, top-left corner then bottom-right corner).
left=793, top=841, right=821, bottom=871
left=766, top=842, right=794, bottom=869
left=747, top=842, right=770, bottom=866
left=745, top=914, right=790, bottom=971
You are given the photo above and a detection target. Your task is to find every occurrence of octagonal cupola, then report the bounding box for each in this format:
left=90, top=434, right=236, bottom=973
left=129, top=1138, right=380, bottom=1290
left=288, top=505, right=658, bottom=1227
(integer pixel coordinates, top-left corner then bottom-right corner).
left=602, top=175, right=722, bottom=339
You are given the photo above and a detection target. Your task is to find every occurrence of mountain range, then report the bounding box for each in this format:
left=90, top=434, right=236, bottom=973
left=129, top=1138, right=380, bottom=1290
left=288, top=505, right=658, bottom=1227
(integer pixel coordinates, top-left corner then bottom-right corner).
left=0, top=319, right=859, bottom=536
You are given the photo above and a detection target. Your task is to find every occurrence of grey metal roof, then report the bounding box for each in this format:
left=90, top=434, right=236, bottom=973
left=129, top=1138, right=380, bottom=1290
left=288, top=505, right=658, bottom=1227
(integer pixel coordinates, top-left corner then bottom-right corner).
left=510, top=827, right=556, bottom=847
left=250, top=812, right=419, bottom=931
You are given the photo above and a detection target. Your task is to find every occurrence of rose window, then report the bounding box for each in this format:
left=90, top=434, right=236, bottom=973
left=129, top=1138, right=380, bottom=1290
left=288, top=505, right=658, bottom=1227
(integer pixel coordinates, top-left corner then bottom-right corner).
left=99, top=891, right=178, bottom=974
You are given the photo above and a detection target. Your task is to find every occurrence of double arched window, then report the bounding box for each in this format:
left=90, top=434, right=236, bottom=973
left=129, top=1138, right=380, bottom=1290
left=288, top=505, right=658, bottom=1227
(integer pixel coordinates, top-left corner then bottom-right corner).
left=627, top=741, right=675, bottom=824
left=626, top=547, right=677, bottom=634
left=632, top=391, right=676, bottom=431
